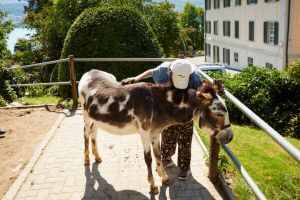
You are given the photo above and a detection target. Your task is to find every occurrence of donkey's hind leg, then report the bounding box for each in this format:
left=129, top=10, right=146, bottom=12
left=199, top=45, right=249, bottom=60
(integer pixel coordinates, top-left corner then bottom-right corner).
left=83, top=111, right=92, bottom=166
left=90, top=122, right=102, bottom=163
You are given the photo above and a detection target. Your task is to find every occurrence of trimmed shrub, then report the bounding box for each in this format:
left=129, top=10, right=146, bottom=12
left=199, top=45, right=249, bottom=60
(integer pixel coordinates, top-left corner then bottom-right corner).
left=224, top=66, right=300, bottom=138
left=54, top=6, right=161, bottom=96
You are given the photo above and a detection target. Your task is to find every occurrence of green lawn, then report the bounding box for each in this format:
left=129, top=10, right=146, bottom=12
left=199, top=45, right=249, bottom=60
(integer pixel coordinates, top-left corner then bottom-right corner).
left=195, top=124, right=300, bottom=200
left=16, top=96, right=75, bottom=109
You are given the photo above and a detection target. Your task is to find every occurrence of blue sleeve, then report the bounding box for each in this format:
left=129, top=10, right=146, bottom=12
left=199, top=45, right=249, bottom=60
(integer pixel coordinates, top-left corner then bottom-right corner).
left=188, top=69, right=202, bottom=90
left=152, top=62, right=171, bottom=84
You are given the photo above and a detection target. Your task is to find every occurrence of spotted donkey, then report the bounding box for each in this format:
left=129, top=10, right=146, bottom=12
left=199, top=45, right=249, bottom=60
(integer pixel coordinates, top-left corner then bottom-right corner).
left=78, top=69, right=233, bottom=194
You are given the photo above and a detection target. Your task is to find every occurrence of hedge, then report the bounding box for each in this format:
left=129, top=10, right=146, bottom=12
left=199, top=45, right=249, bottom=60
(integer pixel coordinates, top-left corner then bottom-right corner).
left=223, top=64, right=300, bottom=138
left=53, top=6, right=161, bottom=96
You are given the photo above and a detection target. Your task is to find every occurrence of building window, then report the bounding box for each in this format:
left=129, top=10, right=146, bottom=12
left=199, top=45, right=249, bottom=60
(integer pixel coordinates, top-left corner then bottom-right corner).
left=235, top=0, right=241, bottom=6
left=214, top=0, right=220, bottom=9
left=266, top=63, right=273, bottom=68
left=235, top=21, right=239, bottom=38
left=265, top=0, right=279, bottom=3
left=206, top=0, right=212, bottom=10
left=234, top=52, right=238, bottom=62
left=214, top=21, right=218, bottom=35
left=223, top=21, right=230, bottom=37
left=213, top=46, right=220, bottom=63
left=224, top=0, right=231, bottom=7
left=247, top=0, right=257, bottom=5
left=206, top=21, right=211, bottom=34
left=249, top=21, right=254, bottom=41
left=206, top=43, right=211, bottom=56
left=264, top=21, right=279, bottom=45
left=223, top=48, right=230, bottom=65
left=248, top=57, right=253, bottom=66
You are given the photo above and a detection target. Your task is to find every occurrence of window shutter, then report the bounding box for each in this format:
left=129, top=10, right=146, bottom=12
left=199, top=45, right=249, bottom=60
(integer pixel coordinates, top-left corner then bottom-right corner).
left=227, top=49, right=230, bottom=65
left=223, top=48, right=225, bottom=62
left=249, top=21, right=254, bottom=41
left=264, top=22, right=268, bottom=43
left=274, top=22, right=279, bottom=45
left=217, top=47, right=219, bottom=62
left=229, top=0, right=231, bottom=7
left=228, top=21, right=231, bottom=37
left=247, top=0, right=250, bottom=4
left=223, top=21, right=225, bottom=36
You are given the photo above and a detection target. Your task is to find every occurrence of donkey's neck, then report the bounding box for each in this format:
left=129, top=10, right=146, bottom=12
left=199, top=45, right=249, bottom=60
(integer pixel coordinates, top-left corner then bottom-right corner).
left=148, top=85, right=197, bottom=131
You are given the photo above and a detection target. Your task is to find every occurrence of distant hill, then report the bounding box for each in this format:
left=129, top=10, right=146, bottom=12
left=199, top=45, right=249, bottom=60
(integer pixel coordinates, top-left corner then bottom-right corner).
left=0, top=0, right=204, bottom=27
left=0, top=0, right=27, bottom=27
left=154, top=0, right=204, bottom=10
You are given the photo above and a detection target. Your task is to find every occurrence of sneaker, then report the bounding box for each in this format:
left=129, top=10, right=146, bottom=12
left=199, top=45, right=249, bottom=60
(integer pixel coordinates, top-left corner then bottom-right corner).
left=178, top=170, right=191, bottom=180
left=162, top=158, right=174, bottom=168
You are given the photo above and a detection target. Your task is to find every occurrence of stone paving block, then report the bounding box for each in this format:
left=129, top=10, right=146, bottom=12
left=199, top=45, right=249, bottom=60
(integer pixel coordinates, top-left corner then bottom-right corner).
left=12, top=110, right=224, bottom=200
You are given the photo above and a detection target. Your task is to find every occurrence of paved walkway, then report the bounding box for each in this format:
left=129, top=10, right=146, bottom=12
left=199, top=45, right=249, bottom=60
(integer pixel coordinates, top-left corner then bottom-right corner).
left=12, top=110, right=224, bottom=200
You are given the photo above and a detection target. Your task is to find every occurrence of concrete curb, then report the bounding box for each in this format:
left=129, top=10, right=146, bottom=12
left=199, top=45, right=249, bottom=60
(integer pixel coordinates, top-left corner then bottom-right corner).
left=2, top=109, right=70, bottom=200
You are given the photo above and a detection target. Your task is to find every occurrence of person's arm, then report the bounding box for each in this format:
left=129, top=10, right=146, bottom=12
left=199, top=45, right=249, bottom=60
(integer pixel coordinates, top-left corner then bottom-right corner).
left=122, top=69, right=153, bottom=85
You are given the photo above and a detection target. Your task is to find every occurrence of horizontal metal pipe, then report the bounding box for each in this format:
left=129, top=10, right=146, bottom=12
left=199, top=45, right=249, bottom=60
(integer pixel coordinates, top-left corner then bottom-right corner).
left=9, top=58, right=69, bottom=70
left=222, top=144, right=267, bottom=200
left=74, top=58, right=177, bottom=62
left=10, top=82, right=71, bottom=87
left=198, top=70, right=300, bottom=163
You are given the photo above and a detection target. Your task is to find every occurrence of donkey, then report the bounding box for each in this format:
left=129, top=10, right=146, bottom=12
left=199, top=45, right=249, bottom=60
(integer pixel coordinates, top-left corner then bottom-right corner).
left=78, top=69, right=233, bottom=194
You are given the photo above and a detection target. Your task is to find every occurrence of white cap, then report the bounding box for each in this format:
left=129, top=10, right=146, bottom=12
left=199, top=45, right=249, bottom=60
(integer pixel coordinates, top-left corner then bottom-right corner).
left=170, top=59, right=195, bottom=89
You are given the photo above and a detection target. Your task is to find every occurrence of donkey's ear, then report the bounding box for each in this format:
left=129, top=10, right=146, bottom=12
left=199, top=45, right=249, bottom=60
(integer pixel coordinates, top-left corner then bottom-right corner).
left=213, top=79, right=224, bottom=95
left=197, top=80, right=208, bottom=92
left=196, top=91, right=212, bottom=105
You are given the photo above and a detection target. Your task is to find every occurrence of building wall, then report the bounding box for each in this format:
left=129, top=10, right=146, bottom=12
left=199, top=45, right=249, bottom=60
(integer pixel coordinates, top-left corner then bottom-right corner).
left=205, top=0, right=289, bottom=71
left=288, top=0, right=300, bottom=63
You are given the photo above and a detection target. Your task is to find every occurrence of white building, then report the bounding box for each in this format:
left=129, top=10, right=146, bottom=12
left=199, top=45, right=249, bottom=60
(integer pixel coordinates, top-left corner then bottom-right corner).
left=204, top=0, right=300, bottom=71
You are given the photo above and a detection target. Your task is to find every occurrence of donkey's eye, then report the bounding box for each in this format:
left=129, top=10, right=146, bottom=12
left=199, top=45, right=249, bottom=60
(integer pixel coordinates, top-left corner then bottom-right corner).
left=212, top=107, right=216, bottom=110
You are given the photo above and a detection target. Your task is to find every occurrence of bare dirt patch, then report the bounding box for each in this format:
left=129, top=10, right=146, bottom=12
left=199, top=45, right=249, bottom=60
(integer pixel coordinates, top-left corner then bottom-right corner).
left=0, top=106, right=63, bottom=198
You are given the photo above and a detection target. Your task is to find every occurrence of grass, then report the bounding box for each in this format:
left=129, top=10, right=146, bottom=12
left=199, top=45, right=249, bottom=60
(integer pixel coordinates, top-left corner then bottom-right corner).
left=195, top=124, right=300, bottom=200
left=16, top=95, right=75, bottom=109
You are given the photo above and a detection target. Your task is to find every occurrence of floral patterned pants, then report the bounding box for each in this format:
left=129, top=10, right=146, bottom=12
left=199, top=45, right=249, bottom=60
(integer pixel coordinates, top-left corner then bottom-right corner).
left=161, top=121, right=193, bottom=172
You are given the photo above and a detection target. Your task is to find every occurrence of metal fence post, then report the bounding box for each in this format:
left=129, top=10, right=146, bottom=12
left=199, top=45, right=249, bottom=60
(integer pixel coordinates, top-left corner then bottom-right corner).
left=209, top=136, right=220, bottom=183
left=68, top=55, right=78, bottom=106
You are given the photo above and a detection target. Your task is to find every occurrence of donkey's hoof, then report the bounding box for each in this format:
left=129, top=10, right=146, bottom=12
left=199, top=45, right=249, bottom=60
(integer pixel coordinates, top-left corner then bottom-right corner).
left=150, top=186, right=159, bottom=194
left=95, top=158, right=102, bottom=163
left=84, top=160, right=90, bottom=166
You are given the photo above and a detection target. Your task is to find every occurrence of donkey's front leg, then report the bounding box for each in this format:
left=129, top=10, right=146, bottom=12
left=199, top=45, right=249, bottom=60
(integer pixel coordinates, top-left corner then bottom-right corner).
left=140, top=133, right=158, bottom=194
left=151, top=134, right=169, bottom=186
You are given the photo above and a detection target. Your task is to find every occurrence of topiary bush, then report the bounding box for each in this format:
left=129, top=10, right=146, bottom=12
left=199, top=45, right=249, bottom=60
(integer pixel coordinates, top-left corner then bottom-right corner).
left=224, top=66, right=300, bottom=138
left=54, top=6, right=161, bottom=96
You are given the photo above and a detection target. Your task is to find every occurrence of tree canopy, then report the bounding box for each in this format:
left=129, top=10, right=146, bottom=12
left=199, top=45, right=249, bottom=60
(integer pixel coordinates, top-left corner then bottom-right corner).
left=180, top=2, right=204, bottom=51
left=0, top=11, right=13, bottom=59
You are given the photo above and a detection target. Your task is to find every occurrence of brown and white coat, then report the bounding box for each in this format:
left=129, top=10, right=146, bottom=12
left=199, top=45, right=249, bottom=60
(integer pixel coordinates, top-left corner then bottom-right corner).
left=78, top=69, right=233, bottom=194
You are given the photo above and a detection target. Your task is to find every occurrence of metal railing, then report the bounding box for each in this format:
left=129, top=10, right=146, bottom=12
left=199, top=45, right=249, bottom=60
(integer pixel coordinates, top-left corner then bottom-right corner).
left=8, top=56, right=300, bottom=200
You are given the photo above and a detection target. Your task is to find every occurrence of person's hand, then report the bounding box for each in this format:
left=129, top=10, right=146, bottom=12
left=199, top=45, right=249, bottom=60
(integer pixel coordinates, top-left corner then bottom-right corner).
left=121, top=77, right=138, bottom=85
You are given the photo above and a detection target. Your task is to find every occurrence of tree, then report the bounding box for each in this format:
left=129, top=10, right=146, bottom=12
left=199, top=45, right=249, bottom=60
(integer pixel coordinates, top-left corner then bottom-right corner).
left=144, top=1, right=180, bottom=57
left=180, top=2, right=204, bottom=51
left=55, top=6, right=161, bottom=96
left=0, top=11, right=14, bottom=59
left=24, top=0, right=152, bottom=60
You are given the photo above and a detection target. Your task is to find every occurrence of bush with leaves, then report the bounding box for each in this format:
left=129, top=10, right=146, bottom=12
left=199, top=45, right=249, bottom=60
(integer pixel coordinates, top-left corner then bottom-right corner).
left=224, top=66, right=300, bottom=138
left=54, top=6, right=161, bottom=97
left=0, top=60, right=28, bottom=105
